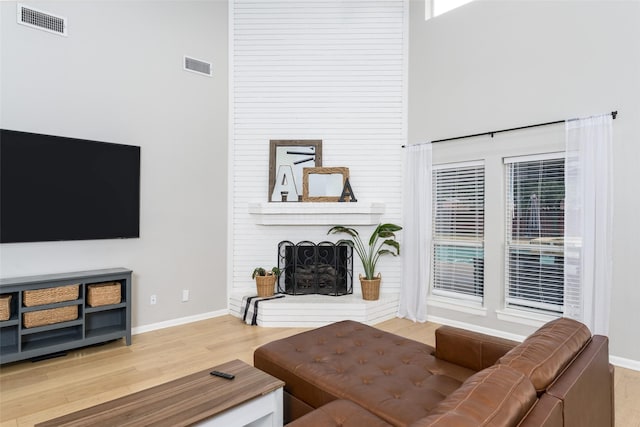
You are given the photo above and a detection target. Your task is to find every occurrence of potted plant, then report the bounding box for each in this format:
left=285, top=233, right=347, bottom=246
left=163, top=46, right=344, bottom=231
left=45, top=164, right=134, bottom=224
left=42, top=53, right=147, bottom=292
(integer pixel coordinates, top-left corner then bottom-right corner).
left=251, top=267, right=281, bottom=297
left=327, top=223, right=402, bottom=300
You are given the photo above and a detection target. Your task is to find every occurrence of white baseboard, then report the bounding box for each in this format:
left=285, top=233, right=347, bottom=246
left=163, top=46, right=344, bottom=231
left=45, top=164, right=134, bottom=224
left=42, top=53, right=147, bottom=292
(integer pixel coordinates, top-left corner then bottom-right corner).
left=132, top=309, right=229, bottom=335
left=610, top=355, right=640, bottom=372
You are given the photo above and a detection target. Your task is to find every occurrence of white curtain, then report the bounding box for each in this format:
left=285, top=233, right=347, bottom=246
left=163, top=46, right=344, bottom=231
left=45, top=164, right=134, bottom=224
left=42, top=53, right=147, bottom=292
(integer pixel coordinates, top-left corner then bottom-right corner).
left=564, top=114, right=613, bottom=335
left=397, top=143, right=432, bottom=322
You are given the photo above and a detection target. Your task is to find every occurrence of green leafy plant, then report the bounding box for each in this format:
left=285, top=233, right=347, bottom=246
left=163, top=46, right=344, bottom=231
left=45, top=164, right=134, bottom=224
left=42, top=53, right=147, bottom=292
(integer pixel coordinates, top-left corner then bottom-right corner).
left=251, top=267, right=281, bottom=279
left=327, top=223, right=402, bottom=280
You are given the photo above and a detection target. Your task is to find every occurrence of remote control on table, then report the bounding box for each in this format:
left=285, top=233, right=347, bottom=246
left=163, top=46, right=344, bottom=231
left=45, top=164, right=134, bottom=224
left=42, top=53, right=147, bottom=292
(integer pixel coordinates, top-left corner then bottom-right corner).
left=210, top=370, right=235, bottom=380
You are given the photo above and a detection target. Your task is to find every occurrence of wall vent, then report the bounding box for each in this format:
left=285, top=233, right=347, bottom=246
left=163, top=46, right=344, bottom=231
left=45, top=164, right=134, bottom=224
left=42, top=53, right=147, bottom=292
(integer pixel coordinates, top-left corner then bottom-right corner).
left=184, top=56, right=212, bottom=77
left=17, top=4, right=67, bottom=36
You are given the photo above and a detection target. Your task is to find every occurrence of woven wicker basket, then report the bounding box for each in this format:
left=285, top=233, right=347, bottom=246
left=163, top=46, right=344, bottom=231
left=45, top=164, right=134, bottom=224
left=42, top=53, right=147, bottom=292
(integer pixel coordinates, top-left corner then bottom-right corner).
left=87, top=282, right=121, bottom=307
left=23, top=284, right=80, bottom=307
left=359, top=274, right=381, bottom=301
left=0, top=294, right=11, bottom=321
left=255, top=275, right=277, bottom=297
left=23, top=305, right=78, bottom=328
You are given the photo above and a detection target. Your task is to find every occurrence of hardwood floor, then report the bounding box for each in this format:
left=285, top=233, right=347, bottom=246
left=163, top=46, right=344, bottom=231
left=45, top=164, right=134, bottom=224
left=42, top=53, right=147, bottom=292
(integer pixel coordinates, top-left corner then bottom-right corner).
left=0, top=315, right=637, bottom=426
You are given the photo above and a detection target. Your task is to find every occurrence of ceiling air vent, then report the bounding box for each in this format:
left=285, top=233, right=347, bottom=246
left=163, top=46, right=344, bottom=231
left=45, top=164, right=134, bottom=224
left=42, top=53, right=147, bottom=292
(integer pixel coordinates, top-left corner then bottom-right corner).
left=17, top=4, right=67, bottom=36
left=184, top=56, right=212, bottom=77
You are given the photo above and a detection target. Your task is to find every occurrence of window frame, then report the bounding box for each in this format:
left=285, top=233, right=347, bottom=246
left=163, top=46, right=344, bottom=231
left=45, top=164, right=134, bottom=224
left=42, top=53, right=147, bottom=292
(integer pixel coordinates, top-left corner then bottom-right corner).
left=503, top=152, right=566, bottom=315
left=431, top=160, right=485, bottom=304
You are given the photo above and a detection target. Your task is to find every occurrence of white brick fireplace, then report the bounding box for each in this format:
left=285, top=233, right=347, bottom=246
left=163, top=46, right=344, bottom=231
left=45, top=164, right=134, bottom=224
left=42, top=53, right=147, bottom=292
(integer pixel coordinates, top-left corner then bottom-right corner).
left=229, top=0, right=407, bottom=326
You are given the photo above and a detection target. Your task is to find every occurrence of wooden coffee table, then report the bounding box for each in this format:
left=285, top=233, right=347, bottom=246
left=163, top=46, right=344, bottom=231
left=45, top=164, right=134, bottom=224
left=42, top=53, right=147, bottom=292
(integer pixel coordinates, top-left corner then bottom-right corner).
left=37, top=359, right=285, bottom=427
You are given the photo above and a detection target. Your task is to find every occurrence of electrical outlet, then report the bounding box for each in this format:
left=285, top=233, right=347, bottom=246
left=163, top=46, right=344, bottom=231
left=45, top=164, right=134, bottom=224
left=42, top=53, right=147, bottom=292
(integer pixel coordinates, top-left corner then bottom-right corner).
left=150, top=294, right=157, bottom=305
left=182, top=289, right=189, bottom=302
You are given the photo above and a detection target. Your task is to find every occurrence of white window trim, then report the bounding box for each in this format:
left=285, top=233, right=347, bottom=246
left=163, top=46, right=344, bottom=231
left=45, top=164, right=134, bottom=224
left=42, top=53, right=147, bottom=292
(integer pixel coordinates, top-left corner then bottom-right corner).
left=504, top=151, right=564, bottom=164
left=433, top=159, right=484, bottom=170
left=428, top=295, right=487, bottom=317
left=431, top=288, right=482, bottom=304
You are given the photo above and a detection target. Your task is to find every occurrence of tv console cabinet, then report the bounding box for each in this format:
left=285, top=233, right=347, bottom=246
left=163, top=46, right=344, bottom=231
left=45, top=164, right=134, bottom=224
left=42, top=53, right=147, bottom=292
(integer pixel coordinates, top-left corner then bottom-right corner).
left=0, top=268, right=132, bottom=364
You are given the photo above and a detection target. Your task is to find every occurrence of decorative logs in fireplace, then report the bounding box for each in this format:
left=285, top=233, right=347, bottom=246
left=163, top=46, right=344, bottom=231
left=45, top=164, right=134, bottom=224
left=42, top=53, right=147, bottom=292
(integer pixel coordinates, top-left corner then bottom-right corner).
left=277, top=241, right=353, bottom=296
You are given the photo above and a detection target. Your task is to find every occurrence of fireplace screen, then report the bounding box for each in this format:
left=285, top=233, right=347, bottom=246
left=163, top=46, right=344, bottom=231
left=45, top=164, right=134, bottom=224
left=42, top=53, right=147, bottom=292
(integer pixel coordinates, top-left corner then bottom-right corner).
left=277, top=241, right=353, bottom=296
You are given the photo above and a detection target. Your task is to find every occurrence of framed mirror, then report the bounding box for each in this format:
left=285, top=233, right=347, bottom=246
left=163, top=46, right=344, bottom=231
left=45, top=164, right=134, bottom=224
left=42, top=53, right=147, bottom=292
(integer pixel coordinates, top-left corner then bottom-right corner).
left=302, top=167, right=349, bottom=202
left=269, top=140, right=322, bottom=202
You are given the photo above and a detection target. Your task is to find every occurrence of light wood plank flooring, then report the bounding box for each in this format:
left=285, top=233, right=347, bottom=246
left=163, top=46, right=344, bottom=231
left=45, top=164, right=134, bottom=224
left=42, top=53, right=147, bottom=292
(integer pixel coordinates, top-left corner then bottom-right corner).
left=0, top=315, right=638, bottom=426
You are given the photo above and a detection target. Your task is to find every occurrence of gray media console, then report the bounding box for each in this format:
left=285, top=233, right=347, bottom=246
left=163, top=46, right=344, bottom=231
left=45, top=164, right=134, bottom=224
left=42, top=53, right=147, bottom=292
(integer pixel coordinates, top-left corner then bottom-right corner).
left=0, top=268, right=132, bottom=364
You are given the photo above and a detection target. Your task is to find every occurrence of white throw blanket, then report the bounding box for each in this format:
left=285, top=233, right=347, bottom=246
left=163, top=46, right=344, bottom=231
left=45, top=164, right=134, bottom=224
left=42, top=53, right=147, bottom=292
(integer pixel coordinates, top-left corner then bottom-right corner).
left=241, top=294, right=285, bottom=325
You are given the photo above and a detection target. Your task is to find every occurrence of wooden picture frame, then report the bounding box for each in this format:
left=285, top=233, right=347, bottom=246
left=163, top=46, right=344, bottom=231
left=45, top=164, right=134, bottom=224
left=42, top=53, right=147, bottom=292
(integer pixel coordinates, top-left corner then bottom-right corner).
left=302, top=167, right=349, bottom=202
left=269, top=140, right=322, bottom=202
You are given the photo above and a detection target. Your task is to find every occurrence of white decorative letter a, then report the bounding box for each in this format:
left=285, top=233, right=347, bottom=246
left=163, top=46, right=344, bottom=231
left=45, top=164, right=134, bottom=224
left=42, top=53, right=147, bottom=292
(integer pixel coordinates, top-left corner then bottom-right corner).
left=271, top=165, right=299, bottom=202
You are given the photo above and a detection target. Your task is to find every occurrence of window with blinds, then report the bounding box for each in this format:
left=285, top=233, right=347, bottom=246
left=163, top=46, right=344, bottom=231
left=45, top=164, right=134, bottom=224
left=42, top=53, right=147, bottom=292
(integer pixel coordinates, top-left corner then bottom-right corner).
left=504, top=154, right=564, bottom=314
left=432, top=162, right=484, bottom=301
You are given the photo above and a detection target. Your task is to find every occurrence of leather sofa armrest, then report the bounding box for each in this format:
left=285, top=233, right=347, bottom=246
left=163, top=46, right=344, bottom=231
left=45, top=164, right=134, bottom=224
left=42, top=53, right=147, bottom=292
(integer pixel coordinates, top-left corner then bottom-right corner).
left=518, top=394, right=563, bottom=427
left=610, top=363, right=615, bottom=427
left=435, top=325, right=519, bottom=371
left=546, top=335, right=613, bottom=427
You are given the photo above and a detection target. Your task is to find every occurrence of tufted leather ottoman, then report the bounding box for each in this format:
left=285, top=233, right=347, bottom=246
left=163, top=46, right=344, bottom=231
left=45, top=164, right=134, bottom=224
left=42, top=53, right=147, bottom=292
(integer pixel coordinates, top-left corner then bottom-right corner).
left=254, top=320, right=477, bottom=426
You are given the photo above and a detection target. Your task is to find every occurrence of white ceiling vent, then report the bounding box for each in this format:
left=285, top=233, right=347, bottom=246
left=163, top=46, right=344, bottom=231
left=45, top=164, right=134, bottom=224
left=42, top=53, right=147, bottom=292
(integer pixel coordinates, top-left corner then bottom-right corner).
left=17, top=4, right=67, bottom=36
left=184, top=56, right=212, bottom=77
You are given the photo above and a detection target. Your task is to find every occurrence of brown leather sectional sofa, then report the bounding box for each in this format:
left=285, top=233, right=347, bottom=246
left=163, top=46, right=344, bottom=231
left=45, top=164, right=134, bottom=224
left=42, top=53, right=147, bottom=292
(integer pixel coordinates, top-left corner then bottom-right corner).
left=254, top=317, right=613, bottom=426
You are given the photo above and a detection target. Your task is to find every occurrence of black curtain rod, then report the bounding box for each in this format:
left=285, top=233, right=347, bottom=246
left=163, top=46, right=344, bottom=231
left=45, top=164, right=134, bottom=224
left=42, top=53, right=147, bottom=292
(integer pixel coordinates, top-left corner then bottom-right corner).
left=403, top=111, right=617, bottom=147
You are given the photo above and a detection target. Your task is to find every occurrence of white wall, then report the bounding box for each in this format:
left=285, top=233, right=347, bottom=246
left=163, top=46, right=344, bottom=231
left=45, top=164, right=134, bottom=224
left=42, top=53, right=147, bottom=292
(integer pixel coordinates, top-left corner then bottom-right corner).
left=0, top=1, right=229, bottom=328
left=230, top=0, right=407, bottom=295
left=409, top=0, right=640, bottom=363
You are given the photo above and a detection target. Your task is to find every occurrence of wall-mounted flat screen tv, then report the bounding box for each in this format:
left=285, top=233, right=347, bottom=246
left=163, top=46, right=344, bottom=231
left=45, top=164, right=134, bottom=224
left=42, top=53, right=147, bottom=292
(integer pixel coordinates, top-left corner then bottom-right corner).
left=1, top=129, right=141, bottom=243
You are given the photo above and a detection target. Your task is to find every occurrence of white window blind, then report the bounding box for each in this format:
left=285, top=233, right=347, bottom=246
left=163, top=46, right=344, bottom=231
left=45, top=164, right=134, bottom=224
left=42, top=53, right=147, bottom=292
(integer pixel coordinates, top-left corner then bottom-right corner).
left=432, top=162, right=484, bottom=301
left=505, top=155, right=564, bottom=314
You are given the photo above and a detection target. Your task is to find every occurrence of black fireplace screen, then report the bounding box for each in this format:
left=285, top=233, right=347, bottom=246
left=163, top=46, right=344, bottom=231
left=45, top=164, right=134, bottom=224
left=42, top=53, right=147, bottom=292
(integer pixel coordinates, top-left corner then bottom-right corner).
left=277, top=241, right=353, bottom=296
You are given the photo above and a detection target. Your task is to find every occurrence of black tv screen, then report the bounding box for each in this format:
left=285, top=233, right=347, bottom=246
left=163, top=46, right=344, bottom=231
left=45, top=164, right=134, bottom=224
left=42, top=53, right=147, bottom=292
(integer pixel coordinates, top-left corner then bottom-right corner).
left=1, top=129, right=140, bottom=243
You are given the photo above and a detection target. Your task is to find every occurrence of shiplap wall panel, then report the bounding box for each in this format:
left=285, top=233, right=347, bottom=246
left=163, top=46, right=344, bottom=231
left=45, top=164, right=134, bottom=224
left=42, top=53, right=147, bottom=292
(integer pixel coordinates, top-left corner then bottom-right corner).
left=231, top=0, right=406, bottom=294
